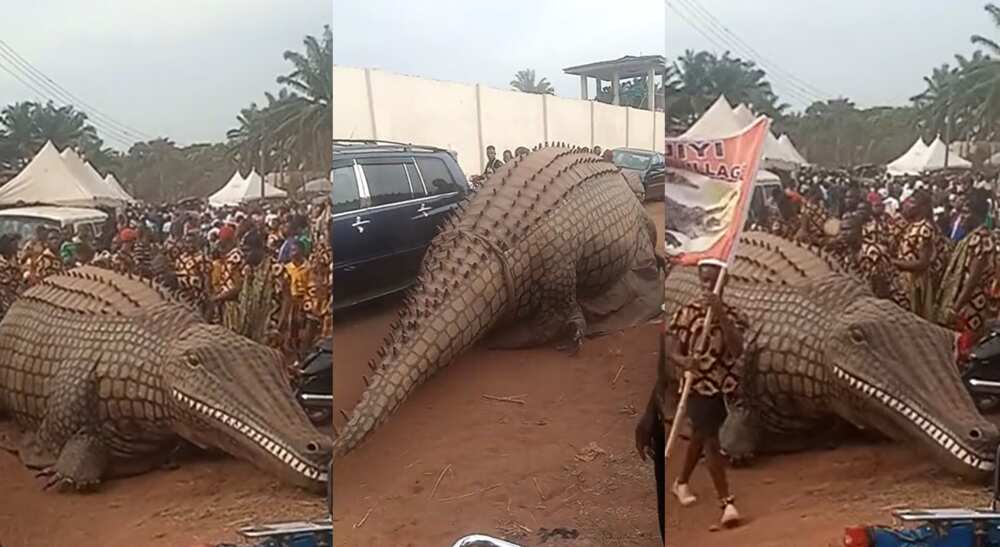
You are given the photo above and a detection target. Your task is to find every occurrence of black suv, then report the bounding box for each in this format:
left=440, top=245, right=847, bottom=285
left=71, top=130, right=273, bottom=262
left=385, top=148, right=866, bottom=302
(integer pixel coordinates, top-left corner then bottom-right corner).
left=332, top=140, right=470, bottom=310
left=610, top=147, right=665, bottom=200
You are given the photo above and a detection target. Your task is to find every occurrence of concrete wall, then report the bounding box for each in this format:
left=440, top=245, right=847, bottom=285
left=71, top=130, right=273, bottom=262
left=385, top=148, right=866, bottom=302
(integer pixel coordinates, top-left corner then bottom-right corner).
left=332, top=66, right=665, bottom=177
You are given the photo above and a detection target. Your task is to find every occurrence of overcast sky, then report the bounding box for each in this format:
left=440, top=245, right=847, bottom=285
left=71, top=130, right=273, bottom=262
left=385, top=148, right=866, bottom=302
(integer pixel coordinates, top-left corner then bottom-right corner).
left=336, top=0, right=995, bottom=112
left=334, top=0, right=664, bottom=98
left=0, top=0, right=327, bottom=149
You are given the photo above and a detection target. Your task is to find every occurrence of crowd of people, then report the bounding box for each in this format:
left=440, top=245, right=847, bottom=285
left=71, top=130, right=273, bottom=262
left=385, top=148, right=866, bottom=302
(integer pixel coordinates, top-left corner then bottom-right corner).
left=752, top=166, right=1000, bottom=342
left=470, top=144, right=616, bottom=189
left=0, top=197, right=332, bottom=363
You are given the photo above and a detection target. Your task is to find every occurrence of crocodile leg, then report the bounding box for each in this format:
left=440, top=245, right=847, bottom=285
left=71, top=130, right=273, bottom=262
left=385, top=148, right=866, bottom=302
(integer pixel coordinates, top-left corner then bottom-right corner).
left=489, top=266, right=586, bottom=353
left=35, top=433, right=108, bottom=491
left=26, top=359, right=110, bottom=491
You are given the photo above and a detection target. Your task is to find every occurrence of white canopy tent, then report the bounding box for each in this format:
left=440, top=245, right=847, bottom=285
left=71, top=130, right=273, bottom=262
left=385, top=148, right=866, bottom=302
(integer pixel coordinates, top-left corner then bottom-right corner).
left=887, top=136, right=970, bottom=175
left=209, top=169, right=287, bottom=206
left=886, top=138, right=928, bottom=176
left=242, top=169, right=287, bottom=200
left=102, top=173, right=135, bottom=203
left=777, top=134, right=809, bottom=165
left=59, top=148, right=128, bottom=207
left=0, top=141, right=123, bottom=208
left=726, top=102, right=800, bottom=168
left=208, top=171, right=248, bottom=207
left=922, top=136, right=972, bottom=170
left=680, top=95, right=745, bottom=139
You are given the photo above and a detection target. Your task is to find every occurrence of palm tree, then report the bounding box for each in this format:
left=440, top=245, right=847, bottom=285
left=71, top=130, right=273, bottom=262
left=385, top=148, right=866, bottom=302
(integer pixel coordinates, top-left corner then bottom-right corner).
left=965, top=4, right=1000, bottom=141
left=667, top=50, right=788, bottom=129
left=510, top=69, right=555, bottom=95
left=0, top=101, right=108, bottom=171
left=227, top=26, right=332, bottom=178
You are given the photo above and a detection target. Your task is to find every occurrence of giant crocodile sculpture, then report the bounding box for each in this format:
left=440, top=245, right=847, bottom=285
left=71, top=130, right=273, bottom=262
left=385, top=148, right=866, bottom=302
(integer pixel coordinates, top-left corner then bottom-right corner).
left=333, top=145, right=661, bottom=457
left=0, top=266, right=331, bottom=492
left=662, top=231, right=999, bottom=479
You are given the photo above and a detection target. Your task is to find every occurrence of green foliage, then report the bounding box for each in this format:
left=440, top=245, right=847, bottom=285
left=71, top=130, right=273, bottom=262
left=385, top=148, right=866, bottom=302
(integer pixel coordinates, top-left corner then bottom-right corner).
left=115, top=139, right=234, bottom=202
left=666, top=50, right=788, bottom=130
left=227, top=25, right=332, bottom=184
left=0, top=101, right=115, bottom=173
left=510, top=69, right=556, bottom=95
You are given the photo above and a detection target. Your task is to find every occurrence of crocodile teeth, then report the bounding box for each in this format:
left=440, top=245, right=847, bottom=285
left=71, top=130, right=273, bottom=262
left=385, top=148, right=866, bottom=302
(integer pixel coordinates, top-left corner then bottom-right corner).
left=832, top=366, right=995, bottom=472
left=170, top=389, right=327, bottom=482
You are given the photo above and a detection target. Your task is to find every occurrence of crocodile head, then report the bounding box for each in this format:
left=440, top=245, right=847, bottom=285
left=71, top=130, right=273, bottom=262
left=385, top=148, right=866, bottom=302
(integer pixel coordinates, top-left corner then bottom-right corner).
left=828, top=297, right=999, bottom=479
left=163, top=323, right=331, bottom=492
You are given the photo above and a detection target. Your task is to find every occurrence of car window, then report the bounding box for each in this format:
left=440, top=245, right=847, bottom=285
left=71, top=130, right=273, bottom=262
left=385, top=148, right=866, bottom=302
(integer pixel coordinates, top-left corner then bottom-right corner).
left=405, top=163, right=427, bottom=197
left=612, top=150, right=653, bottom=170
left=415, top=157, right=461, bottom=196
left=362, top=163, right=416, bottom=207
left=0, top=216, right=59, bottom=243
left=332, top=165, right=362, bottom=214
left=76, top=222, right=96, bottom=241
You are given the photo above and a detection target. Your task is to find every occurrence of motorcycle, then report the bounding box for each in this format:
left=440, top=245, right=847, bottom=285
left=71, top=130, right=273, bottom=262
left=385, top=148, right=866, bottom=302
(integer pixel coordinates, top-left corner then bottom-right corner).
left=293, top=338, right=333, bottom=426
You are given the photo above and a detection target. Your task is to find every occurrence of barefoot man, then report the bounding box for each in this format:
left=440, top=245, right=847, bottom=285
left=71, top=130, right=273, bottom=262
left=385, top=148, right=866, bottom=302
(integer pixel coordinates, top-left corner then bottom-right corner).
left=668, top=258, right=747, bottom=528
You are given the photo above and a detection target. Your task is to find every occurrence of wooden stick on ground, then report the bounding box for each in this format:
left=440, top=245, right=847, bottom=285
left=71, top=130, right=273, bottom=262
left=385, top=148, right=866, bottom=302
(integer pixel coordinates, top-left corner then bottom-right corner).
left=482, top=394, right=527, bottom=405
left=611, top=364, right=625, bottom=385
left=353, top=506, right=374, bottom=529
left=438, top=483, right=502, bottom=502
left=532, top=477, right=546, bottom=502
left=429, top=464, right=452, bottom=500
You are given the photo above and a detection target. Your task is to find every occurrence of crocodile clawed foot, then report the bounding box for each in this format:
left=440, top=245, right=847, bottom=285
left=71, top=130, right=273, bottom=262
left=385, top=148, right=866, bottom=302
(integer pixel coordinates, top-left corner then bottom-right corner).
left=556, top=319, right=585, bottom=356
left=36, top=467, right=97, bottom=493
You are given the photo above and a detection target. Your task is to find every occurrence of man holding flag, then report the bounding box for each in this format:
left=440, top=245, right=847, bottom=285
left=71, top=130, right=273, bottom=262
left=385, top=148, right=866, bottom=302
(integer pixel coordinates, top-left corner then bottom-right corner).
left=667, top=258, right=747, bottom=527
left=657, top=106, right=771, bottom=533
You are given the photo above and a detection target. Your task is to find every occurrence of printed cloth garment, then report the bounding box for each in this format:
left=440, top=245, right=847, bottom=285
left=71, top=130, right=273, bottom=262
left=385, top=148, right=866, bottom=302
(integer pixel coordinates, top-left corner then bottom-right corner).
left=668, top=299, right=749, bottom=397
left=896, top=218, right=937, bottom=318
left=936, top=225, right=998, bottom=336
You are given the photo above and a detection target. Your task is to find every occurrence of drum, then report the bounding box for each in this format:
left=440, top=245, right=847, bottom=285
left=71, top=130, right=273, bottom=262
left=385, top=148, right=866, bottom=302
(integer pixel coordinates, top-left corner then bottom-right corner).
left=823, top=218, right=841, bottom=237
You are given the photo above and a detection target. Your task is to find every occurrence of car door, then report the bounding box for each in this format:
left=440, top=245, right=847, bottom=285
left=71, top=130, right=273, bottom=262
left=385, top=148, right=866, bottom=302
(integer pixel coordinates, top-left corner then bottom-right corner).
left=411, top=155, right=464, bottom=252
left=354, top=157, right=427, bottom=297
left=331, top=160, right=370, bottom=306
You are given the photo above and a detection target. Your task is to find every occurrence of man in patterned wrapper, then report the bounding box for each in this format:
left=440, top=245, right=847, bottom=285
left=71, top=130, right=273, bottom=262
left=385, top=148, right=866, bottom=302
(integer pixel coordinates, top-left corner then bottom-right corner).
left=668, top=258, right=748, bottom=528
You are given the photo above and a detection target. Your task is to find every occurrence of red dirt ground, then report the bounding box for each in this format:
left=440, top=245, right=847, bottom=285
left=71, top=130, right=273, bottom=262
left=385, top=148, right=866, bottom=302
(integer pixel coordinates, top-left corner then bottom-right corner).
left=0, top=443, right=327, bottom=547
left=332, top=202, right=668, bottom=547
left=332, top=297, right=662, bottom=547
left=665, top=438, right=993, bottom=546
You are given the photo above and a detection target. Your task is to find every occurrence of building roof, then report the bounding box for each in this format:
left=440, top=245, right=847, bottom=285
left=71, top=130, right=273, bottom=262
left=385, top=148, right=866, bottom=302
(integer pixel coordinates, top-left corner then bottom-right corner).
left=563, top=55, right=667, bottom=80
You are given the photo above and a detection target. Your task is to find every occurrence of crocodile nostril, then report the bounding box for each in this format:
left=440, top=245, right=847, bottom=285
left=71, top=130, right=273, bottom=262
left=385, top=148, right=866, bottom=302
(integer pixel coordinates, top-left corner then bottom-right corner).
left=970, top=428, right=983, bottom=440
left=306, top=442, right=320, bottom=453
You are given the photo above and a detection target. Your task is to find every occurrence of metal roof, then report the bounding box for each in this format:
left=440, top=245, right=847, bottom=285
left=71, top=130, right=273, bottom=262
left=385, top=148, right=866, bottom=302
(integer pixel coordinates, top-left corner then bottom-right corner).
left=563, top=55, right=667, bottom=80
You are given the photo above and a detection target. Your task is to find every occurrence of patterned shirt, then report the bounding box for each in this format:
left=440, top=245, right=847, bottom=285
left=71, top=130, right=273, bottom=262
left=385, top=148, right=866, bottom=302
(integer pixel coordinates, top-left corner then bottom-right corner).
left=219, top=247, right=246, bottom=295
left=668, top=299, right=749, bottom=397
left=898, top=219, right=936, bottom=268
left=28, top=249, right=63, bottom=286
left=174, top=249, right=209, bottom=308
left=797, top=198, right=828, bottom=245
left=943, top=226, right=997, bottom=333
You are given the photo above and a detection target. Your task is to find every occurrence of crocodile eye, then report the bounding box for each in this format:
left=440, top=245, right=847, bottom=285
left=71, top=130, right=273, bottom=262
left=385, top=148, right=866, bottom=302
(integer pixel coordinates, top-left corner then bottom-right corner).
left=849, top=328, right=866, bottom=344
left=185, top=354, right=202, bottom=369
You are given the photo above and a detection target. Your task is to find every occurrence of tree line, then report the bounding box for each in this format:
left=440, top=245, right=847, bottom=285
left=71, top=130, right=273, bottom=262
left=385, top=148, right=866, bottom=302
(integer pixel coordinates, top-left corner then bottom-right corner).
left=0, top=25, right=331, bottom=203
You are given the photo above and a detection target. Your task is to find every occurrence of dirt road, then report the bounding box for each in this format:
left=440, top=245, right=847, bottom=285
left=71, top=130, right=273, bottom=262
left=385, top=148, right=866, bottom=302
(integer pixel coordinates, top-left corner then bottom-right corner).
left=332, top=202, right=667, bottom=546
left=665, top=436, right=992, bottom=546
left=0, top=443, right=326, bottom=547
